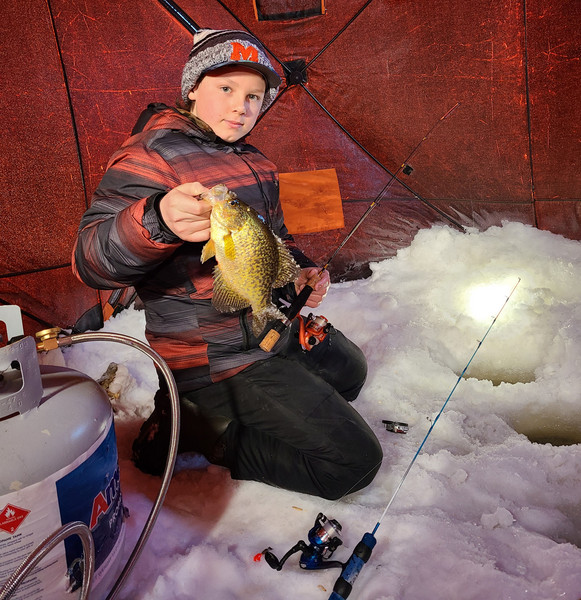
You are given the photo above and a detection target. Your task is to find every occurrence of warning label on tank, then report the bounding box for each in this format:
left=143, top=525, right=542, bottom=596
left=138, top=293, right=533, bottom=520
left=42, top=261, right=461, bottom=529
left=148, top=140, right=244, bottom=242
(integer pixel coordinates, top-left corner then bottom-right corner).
left=0, top=505, right=30, bottom=535
left=0, top=419, right=124, bottom=600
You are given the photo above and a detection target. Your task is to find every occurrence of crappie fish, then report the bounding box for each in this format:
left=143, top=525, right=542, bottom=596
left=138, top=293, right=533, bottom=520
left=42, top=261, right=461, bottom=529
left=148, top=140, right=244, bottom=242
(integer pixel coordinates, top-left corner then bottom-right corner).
left=200, top=184, right=301, bottom=337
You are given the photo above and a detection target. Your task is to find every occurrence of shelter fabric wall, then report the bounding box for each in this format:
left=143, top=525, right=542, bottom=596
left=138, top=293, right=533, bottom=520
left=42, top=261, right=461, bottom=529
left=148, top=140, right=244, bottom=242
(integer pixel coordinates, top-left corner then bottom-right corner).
left=1, top=0, right=98, bottom=334
left=1, top=0, right=579, bottom=334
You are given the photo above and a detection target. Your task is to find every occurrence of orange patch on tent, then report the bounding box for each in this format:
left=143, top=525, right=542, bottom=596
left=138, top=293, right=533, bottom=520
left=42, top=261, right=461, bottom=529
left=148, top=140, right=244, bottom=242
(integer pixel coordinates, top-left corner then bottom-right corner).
left=279, top=169, right=344, bottom=234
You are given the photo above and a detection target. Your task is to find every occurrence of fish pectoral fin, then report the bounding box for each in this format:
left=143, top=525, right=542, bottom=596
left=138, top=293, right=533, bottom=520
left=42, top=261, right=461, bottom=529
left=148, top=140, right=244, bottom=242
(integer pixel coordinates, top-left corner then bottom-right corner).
left=251, top=305, right=286, bottom=338
left=201, top=239, right=216, bottom=263
left=272, top=237, right=301, bottom=288
left=211, top=267, right=250, bottom=312
left=223, top=233, right=236, bottom=261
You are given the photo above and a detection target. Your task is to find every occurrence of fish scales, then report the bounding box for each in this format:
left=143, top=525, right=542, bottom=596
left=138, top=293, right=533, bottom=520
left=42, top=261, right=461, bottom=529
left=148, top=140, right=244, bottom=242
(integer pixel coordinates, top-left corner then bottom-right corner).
left=200, top=184, right=300, bottom=338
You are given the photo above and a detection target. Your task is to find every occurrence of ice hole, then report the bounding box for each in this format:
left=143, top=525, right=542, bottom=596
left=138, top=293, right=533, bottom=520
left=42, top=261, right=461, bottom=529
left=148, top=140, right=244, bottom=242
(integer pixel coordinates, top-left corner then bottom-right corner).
left=462, top=365, right=536, bottom=386
left=511, top=413, right=581, bottom=447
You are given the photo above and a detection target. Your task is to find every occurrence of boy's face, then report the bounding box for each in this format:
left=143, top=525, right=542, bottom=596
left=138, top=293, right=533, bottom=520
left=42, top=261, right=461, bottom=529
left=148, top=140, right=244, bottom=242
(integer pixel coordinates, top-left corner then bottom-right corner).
left=188, top=66, right=267, bottom=142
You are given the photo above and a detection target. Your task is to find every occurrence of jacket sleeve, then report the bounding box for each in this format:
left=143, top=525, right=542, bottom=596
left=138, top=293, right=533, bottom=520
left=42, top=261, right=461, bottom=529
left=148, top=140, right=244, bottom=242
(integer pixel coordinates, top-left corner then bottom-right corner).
left=72, top=140, right=184, bottom=289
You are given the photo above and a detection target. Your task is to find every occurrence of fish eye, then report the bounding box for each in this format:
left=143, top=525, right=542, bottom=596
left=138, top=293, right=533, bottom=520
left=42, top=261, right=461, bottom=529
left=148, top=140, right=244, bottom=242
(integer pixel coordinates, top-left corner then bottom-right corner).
left=228, top=199, right=239, bottom=207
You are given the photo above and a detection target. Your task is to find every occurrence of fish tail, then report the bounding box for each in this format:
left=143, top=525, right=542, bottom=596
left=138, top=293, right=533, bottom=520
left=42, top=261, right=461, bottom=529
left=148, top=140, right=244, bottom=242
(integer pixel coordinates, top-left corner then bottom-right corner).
left=252, top=305, right=285, bottom=338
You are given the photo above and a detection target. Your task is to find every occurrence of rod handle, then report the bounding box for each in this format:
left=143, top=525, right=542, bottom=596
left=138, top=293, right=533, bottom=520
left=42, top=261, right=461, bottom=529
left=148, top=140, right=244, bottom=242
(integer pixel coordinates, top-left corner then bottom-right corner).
left=259, top=320, right=287, bottom=352
left=328, top=533, right=376, bottom=600
left=259, top=270, right=322, bottom=352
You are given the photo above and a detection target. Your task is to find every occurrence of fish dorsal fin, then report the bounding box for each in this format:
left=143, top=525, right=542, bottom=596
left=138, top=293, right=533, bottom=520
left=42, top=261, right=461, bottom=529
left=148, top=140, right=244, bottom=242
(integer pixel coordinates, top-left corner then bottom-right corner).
left=201, top=239, right=216, bottom=264
left=211, top=266, right=250, bottom=312
left=272, top=236, right=301, bottom=288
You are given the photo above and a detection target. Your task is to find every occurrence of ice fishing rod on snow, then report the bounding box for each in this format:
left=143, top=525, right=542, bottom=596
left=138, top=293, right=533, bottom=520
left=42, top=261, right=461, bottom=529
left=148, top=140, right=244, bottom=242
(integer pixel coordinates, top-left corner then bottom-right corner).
left=325, top=277, right=521, bottom=599
left=259, top=278, right=521, bottom=599
left=328, top=277, right=521, bottom=599
left=259, top=102, right=462, bottom=353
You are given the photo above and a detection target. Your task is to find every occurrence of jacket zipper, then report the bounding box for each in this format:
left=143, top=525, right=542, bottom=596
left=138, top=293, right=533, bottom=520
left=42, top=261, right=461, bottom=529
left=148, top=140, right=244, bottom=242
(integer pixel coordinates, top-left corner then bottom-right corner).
left=239, top=308, right=252, bottom=350
left=236, top=152, right=274, bottom=229
left=233, top=151, right=271, bottom=347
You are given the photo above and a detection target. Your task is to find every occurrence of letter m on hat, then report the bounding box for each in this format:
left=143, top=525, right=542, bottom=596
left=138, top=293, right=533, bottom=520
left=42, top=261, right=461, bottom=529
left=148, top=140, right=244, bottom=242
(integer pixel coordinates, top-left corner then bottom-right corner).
left=230, top=42, right=259, bottom=63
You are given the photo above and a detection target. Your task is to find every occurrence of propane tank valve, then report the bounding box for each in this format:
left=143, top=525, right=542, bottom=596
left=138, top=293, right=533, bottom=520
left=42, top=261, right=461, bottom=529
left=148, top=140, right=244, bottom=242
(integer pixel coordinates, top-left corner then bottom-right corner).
left=35, top=327, right=62, bottom=352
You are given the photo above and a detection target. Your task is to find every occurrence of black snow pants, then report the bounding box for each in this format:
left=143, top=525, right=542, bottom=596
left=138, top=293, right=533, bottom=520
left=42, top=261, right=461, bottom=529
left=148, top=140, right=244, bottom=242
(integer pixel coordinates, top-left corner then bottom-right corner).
left=135, top=323, right=383, bottom=500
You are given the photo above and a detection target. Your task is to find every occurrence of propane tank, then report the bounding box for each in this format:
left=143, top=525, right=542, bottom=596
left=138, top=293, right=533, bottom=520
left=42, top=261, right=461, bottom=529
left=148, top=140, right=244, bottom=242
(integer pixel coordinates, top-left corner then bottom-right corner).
left=0, top=308, right=125, bottom=599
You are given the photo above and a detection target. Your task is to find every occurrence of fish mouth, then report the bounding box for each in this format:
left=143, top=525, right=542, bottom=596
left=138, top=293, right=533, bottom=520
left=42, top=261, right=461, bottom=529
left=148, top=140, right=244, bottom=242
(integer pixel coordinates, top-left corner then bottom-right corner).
left=202, top=184, right=232, bottom=205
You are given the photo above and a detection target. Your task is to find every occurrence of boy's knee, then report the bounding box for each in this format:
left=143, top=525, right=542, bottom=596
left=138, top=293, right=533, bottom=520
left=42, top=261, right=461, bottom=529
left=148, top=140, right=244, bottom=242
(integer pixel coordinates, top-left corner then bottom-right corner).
left=340, top=346, right=368, bottom=401
left=317, top=432, right=383, bottom=501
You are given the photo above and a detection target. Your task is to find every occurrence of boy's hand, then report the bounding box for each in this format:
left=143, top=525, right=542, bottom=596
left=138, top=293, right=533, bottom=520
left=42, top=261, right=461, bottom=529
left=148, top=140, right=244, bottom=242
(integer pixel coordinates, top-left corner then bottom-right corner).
left=295, top=267, right=330, bottom=308
left=159, top=182, right=212, bottom=242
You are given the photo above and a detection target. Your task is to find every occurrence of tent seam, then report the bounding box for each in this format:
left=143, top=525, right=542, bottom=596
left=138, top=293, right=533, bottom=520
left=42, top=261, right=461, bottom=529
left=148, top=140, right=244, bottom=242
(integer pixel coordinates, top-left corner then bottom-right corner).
left=522, top=0, right=538, bottom=222
left=45, top=0, right=89, bottom=210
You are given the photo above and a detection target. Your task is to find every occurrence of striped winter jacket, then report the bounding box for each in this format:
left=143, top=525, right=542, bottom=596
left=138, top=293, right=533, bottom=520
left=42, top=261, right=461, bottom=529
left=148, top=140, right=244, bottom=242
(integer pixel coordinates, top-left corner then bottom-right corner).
left=73, top=103, right=314, bottom=392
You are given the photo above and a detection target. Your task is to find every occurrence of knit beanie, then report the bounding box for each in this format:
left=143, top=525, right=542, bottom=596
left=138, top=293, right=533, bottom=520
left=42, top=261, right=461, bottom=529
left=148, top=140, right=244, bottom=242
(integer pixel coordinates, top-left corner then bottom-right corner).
left=181, top=29, right=281, bottom=113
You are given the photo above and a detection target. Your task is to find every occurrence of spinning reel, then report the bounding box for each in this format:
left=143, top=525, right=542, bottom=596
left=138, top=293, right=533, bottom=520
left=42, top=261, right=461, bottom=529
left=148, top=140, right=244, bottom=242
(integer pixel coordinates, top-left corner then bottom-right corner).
left=260, top=513, right=343, bottom=571
left=298, top=314, right=331, bottom=351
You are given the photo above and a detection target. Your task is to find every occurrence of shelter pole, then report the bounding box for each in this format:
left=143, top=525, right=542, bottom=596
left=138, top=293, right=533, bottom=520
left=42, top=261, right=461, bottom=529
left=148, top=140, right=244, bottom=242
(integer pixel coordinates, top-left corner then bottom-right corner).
left=157, top=0, right=201, bottom=33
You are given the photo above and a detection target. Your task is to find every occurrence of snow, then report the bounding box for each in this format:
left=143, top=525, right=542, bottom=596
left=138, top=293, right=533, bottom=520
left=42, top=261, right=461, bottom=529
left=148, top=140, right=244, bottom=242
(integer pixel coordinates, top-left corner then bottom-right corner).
left=54, top=222, right=581, bottom=599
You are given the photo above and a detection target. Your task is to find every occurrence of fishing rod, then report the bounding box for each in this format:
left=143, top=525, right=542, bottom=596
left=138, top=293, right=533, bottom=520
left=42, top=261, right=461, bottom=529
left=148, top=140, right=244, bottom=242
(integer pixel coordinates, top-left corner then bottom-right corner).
left=260, top=278, right=521, bottom=599
left=325, top=276, right=521, bottom=599
left=259, top=102, right=462, bottom=352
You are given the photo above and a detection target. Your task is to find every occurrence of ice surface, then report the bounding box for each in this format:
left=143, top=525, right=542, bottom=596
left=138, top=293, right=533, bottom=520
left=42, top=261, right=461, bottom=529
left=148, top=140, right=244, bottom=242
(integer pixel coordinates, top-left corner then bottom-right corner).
left=54, top=222, right=581, bottom=599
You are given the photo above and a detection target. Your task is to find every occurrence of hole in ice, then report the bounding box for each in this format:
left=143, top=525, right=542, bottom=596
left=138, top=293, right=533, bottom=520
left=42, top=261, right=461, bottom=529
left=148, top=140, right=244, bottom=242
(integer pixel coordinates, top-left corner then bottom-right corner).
left=512, top=416, right=581, bottom=447
left=443, top=279, right=541, bottom=385
left=461, top=365, right=536, bottom=386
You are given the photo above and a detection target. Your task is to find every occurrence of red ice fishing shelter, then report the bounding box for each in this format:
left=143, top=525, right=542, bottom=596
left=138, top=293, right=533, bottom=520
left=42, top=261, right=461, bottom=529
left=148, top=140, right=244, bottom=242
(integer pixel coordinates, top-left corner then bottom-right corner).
left=1, top=0, right=580, bottom=336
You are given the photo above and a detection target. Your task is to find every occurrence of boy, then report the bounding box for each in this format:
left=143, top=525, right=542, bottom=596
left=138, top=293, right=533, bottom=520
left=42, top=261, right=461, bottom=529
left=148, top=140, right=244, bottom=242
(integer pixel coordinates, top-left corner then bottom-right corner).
left=73, top=29, right=382, bottom=500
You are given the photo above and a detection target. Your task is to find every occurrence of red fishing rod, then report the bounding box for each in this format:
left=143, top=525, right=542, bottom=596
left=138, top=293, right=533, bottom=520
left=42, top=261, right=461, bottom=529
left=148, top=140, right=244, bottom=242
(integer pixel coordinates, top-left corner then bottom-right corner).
left=260, top=102, right=463, bottom=352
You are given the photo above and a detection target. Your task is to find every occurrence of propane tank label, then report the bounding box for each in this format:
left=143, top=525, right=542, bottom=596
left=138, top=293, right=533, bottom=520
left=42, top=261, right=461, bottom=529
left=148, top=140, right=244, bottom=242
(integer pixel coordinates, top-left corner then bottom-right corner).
left=0, top=419, right=125, bottom=600
left=56, top=422, right=125, bottom=589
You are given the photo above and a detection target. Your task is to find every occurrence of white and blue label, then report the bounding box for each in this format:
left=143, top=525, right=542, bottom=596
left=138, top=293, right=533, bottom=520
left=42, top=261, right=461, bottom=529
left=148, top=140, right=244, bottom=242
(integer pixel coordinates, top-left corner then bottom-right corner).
left=0, top=420, right=125, bottom=600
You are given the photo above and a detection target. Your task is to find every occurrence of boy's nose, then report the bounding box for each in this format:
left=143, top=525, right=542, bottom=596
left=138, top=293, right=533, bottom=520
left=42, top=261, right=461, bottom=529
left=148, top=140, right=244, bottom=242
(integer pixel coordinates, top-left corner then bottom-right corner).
left=233, top=95, right=247, bottom=114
